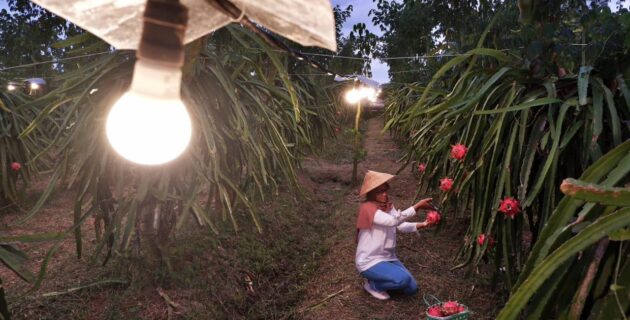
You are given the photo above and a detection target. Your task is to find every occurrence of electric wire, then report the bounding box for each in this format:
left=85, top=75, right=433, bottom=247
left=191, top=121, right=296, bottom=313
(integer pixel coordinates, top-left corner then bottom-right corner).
left=1, top=22, right=589, bottom=85
left=0, top=51, right=115, bottom=72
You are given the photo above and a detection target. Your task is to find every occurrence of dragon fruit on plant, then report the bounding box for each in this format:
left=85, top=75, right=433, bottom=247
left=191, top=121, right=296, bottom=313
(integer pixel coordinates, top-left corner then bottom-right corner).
left=450, top=143, right=468, bottom=160
left=426, top=211, right=441, bottom=225
left=10, top=162, right=21, bottom=171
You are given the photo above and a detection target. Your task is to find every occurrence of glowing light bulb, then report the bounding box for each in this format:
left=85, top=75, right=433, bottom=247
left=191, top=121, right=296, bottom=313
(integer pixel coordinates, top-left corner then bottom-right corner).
left=345, top=86, right=378, bottom=104
left=106, top=60, right=192, bottom=165
left=30, top=83, right=40, bottom=90
left=345, top=88, right=361, bottom=104
left=7, top=84, right=16, bottom=91
left=359, top=87, right=376, bottom=102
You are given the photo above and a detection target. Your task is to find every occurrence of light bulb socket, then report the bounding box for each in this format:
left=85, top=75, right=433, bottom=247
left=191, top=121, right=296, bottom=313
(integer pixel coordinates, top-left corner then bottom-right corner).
left=138, top=0, right=188, bottom=67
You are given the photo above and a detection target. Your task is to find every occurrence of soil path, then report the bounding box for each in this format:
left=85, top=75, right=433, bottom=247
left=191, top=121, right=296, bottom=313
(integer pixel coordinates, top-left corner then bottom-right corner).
left=296, top=116, right=500, bottom=319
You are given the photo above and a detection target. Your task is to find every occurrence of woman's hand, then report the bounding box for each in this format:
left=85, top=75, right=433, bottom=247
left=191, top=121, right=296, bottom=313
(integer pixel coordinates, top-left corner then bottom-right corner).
left=413, top=198, right=434, bottom=211
left=416, top=221, right=431, bottom=229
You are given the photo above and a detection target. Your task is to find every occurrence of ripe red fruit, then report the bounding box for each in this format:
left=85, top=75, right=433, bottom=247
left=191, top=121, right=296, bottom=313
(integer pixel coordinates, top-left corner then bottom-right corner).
left=418, top=163, right=426, bottom=173
left=426, top=211, right=441, bottom=225
left=450, top=143, right=468, bottom=160
left=10, top=162, right=21, bottom=171
left=478, top=234, right=496, bottom=250
left=499, top=196, right=521, bottom=219
left=442, top=301, right=460, bottom=315
left=439, top=177, right=453, bottom=192
left=427, top=306, right=444, bottom=317
left=477, top=234, right=486, bottom=246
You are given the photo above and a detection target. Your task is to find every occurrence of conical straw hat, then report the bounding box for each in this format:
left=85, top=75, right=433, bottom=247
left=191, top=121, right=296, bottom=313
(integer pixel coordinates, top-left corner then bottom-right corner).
left=359, top=170, right=395, bottom=196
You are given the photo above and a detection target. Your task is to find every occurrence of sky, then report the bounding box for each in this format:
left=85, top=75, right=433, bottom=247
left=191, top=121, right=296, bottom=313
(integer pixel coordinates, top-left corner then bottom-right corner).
left=331, top=0, right=390, bottom=84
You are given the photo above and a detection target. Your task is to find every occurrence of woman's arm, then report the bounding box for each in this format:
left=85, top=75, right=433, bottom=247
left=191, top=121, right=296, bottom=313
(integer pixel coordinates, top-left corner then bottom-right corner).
left=412, top=198, right=434, bottom=211
left=398, top=221, right=434, bottom=233
left=397, top=222, right=419, bottom=233
left=373, top=208, right=416, bottom=227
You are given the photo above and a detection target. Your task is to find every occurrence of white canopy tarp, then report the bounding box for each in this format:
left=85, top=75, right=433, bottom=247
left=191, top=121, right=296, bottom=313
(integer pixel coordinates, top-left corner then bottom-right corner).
left=32, top=0, right=337, bottom=52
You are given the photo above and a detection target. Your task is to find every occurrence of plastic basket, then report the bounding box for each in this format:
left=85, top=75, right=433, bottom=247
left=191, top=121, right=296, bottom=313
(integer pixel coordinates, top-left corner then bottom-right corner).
left=423, top=294, right=470, bottom=320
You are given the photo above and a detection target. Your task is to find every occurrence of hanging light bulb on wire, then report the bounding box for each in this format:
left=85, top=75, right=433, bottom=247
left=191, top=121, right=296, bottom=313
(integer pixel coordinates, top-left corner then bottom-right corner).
left=106, top=0, right=192, bottom=165
left=32, top=0, right=338, bottom=165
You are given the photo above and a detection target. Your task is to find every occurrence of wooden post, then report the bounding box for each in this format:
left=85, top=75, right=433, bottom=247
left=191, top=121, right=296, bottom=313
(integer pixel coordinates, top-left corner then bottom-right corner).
left=351, top=100, right=362, bottom=185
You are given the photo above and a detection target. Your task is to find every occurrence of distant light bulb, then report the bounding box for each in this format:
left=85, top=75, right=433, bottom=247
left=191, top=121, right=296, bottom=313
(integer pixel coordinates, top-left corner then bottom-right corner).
left=345, top=88, right=361, bottom=104
left=345, top=86, right=378, bottom=104
left=7, top=84, right=16, bottom=91
left=106, top=60, right=192, bottom=165
left=30, top=83, right=40, bottom=90
left=361, top=87, right=377, bottom=102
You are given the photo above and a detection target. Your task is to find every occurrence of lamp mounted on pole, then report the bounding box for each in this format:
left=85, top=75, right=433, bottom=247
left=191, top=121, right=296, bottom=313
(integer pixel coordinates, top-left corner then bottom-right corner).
left=345, top=84, right=377, bottom=184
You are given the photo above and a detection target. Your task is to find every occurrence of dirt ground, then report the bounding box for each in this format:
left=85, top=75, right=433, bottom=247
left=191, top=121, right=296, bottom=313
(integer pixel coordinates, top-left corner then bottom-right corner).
left=293, top=116, right=502, bottom=320
left=0, top=115, right=502, bottom=319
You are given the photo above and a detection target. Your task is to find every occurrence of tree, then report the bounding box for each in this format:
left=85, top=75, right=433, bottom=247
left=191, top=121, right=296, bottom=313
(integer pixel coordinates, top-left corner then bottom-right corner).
left=0, top=0, right=84, bottom=78
left=369, top=0, right=508, bottom=83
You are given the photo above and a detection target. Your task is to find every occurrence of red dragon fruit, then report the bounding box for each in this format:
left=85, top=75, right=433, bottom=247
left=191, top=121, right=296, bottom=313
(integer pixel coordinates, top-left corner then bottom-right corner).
left=427, top=306, right=444, bottom=317
left=450, top=143, right=468, bottom=160
left=426, top=211, right=441, bottom=225
left=499, top=196, right=521, bottom=219
left=10, top=162, right=21, bottom=171
left=477, top=234, right=496, bottom=250
left=439, top=177, right=453, bottom=192
left=442, top=301, right=460, bottom=315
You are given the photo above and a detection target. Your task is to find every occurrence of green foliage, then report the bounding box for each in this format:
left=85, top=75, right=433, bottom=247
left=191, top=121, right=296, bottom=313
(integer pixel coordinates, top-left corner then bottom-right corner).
left=370, top=0, right=511, bottom=83
left=0, top=241, right=34, bottom=320
left=0, top=0, right=86, bottom=79
left=560, top=178, right=630, bottom=206
left=385, top=44, right=629, bottom=282
left=0, top=2, right=343, bottom=314
left=383, top=1, right=630, bottom=317
left=0, top=89, right=48, bottom=206
left=14, top=24, right=339, bottom=281
left=497, top=141, right=630, bottom=319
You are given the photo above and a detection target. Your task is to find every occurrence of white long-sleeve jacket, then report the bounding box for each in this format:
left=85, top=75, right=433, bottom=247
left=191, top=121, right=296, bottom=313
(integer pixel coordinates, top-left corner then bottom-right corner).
left=355, top=206, right=417, bottom=272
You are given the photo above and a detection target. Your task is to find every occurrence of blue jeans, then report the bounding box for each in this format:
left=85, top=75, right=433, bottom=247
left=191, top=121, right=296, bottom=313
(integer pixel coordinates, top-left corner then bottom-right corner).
left=361, top=260, right=418, bottom=296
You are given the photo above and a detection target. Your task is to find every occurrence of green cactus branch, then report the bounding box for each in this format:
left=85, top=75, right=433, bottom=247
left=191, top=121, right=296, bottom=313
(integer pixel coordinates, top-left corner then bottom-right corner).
left=560, top=178, right=630, bottom=207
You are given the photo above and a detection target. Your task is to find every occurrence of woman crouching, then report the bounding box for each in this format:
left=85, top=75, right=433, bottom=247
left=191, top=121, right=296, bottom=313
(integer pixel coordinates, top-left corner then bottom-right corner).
left=355, top=170, right=436, bottom=300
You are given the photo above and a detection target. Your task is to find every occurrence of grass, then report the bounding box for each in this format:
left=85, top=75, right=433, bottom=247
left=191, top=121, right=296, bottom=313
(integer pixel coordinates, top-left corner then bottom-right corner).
left=4, top=120, right=360, bottom=319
